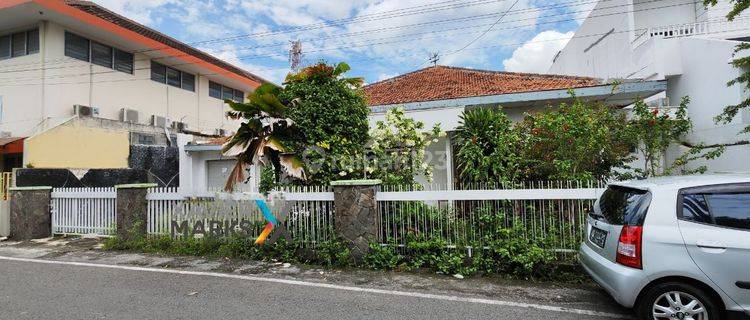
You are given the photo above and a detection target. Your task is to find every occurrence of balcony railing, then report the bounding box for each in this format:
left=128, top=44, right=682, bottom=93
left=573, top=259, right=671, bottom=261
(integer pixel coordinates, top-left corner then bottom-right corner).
left=632, top=17, right=750, bottom=48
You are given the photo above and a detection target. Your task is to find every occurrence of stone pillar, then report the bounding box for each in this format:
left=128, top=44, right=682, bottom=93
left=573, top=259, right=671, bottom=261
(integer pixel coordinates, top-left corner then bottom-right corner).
left=331, top=179, right=381, bottom=261
left=115, top=184, right=156, bottom=240
left=9, top=186, right=53, bottom=240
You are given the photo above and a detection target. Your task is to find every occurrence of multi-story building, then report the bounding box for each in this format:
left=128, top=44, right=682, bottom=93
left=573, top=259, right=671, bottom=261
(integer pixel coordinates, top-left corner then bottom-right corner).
left=0, top=0, right=267, bottom=176
left=549, top=0, right=750, bottom=173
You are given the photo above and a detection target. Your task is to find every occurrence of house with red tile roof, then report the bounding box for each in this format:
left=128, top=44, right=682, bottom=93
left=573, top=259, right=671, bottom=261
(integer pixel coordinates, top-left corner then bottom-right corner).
left=363, top=65, right=666, bottom=187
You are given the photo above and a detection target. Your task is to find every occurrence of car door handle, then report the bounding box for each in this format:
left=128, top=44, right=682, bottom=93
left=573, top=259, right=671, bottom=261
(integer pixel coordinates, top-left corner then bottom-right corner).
left=696, top=240, right=726, bottom=250
left=737, top=282, right=750, bottom=290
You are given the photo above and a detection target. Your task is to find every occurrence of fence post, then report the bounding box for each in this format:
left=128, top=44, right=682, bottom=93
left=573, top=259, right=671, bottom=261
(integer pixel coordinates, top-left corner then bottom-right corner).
left=331, top=179, right=381, bottom=261
left=8, top=186, right=53, bottom=240
left=115, top=184, right=157, bottom=241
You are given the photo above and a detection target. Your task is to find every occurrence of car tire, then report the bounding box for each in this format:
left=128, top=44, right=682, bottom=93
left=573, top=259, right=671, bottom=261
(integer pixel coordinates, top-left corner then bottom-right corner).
left=636, top=282, right=720, bottom=320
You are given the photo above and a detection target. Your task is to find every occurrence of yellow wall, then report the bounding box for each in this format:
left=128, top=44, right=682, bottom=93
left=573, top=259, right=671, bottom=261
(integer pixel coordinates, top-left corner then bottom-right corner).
left=24, top=123, right=130, bottom=169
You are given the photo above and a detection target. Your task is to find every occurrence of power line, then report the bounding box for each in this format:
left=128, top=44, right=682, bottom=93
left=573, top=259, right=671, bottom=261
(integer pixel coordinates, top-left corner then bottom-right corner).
left=6, top=22, right=749, bottom=88
left=0, top=0, right=696, bottom=76
left=452, top=0, right=521, bottom=54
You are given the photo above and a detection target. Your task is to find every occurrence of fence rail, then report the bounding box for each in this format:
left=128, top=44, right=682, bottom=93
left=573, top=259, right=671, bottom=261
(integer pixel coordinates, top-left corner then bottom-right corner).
left=51, top=187, right=117, bottom=236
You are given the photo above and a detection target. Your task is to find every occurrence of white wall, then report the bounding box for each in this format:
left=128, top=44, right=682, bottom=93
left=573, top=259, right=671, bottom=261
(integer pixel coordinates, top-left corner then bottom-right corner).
left=0, top=20, right=251, bottom=138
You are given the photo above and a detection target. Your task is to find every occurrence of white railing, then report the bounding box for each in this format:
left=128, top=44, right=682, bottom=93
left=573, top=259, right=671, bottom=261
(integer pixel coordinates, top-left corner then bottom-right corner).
left=633, top=17, right=750, bottom=48
left=51, top=187, right=117, bottom=236
left=376, top=183, right=606, bottom=251
left=146, top=188, right=336, bottom=246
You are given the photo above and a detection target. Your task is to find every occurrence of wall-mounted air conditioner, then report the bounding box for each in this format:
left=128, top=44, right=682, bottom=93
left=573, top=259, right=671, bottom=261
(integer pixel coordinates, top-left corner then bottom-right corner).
left=73, top=105, right=100, bottom=117
left=171, top=121, right=187, bottom=131
left=215, top=129, right=228, bottom=136
left=120, top=108, right=139, bottom=123
left=151, top=115, right=167, bottom=128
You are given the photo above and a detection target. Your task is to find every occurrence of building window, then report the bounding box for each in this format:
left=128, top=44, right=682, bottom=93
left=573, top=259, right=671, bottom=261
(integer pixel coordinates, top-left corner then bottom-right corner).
left=209, top=81, right=222, bottom=99
left=64, top=31, right=132, bottom=75
left=151, top=60, right=195, bottom=92
left=114, top=49, right=134, bottom=74
left=209, top=80, right=243, bottom=102
left=151, top=61, right=166, bottom=82
left=0, top=28, right=39, bottom=60
left=182, top=73, right=195, bottom=92
left=64, top=31, right=90, bottom=61
left=91, top=41, right=113, bottom=68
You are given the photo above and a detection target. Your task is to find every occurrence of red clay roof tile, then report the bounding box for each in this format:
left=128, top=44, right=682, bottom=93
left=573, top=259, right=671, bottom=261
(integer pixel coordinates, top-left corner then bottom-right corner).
left=363, top=66, right=601, bottom=106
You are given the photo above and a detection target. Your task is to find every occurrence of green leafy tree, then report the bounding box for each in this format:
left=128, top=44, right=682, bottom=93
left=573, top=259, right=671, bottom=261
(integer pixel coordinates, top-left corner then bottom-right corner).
left=222, top=83, right=305, bottom=191
left=453, top=107, right=522, bottom=184
left=368, top=107, right=442, bottom=185
left=626, top=97, right=724, bottom=177
left=704, top=0, right=750, bottom=133
left=279, top=62, right=370, bottom=184
left=517, top=97, right=634, bottom=180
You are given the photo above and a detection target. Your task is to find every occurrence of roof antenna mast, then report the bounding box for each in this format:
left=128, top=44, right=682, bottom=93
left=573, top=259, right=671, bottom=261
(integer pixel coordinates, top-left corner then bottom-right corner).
left=429, top=52, right=440, bottom=67
left=289, top=40, right=303, bottom=73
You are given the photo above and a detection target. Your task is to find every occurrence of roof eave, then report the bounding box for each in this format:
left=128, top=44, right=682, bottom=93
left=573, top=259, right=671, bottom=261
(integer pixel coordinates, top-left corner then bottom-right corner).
left=370, top=80, right=667, bottom=113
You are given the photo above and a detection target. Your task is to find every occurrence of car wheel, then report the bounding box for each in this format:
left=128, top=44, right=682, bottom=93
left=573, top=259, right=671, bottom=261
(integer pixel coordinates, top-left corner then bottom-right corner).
left=637, top=282, right=719, bottom=320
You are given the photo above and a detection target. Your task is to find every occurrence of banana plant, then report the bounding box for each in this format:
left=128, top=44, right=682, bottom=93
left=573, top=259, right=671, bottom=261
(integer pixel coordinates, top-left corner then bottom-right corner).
left=222, top=83, right=306, bottom=191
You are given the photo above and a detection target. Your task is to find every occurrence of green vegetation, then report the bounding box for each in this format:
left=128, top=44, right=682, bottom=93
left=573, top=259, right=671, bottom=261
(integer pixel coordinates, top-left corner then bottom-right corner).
left=280, top=62, right=371, bottom=184
left=454, top=95, right=724, bottom=181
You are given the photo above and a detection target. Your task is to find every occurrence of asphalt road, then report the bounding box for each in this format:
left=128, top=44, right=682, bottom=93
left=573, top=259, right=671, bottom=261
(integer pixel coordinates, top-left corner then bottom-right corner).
left=0, top=258, right=630, bottom=320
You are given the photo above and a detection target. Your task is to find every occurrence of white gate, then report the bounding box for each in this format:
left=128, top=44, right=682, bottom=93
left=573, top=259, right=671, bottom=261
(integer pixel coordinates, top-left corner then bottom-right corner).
left=51, top=187, right=117, bottom=236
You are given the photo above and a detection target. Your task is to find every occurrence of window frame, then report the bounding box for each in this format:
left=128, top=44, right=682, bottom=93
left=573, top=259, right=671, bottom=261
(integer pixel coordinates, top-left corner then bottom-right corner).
left=0, top=34, right=10, bottom=60
left=64, top=31, right=90, bottom=62
left=0, top=28, right=39, bottom=60
left=677, top=182, right=750, bottom=232
left=113, top=49, right=134, bottom=74
left=166, top=66, right=182, bottom=88
left=10, top=32, right=26, bottom=57
left=26, top=29, right=39, bottom=54
left=208, top=80, right=243, bottom=102
left=91, top=41, right=114, bottom=69
left=209, top=81, right=222, bottom=99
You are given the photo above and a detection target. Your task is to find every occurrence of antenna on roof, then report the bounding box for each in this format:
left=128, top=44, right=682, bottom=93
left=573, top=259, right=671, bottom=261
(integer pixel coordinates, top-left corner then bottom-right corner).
left=429, top=52, right=439, bottom=66
left=289, top=40, right=303, bottom=73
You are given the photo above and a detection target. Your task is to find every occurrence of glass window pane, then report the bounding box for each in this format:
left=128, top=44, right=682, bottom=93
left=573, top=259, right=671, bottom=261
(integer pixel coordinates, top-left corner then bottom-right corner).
left=209, top=81, right=222, bottom=99
left=114, top=49, right=133, bottom=74
left=233, top=89, right=244, bottom=102
left=0, top=35, right=10, bottom=59
left=222, top=86, right=234, bottom=100
left=64, top=32, right=89, bottom=61
left=91, top=42, right=113, bottom=68
left=26, top=29, right=39, bottom=54
left=682, top=194, right=712, bottom=224
left=597, top=186, right=651, bottom=226
left=11, top=32, right=25, bottom=57
left=706, top=193, right=750, bottom=230
left=182, top=73, right=195, bottom=92
left=166, top=68, right=181, bottom=87
left=151, top=61, right=166, bottom=83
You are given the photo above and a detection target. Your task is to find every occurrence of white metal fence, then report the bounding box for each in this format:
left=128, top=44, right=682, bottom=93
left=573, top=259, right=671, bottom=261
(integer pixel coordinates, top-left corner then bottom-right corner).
left=46, top=182, right=606, bottom=251
left=377, top=181, right=606, bottom=251
left=51, top=187, right=117, bottom=236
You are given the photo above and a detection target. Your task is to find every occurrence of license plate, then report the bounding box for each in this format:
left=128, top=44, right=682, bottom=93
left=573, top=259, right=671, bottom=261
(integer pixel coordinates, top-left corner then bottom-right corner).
left=590, top=226, right=607, bottom=248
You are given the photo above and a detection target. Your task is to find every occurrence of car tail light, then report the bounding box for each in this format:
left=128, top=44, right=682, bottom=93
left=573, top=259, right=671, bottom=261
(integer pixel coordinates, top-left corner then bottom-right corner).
left=616, top=226, right=643, bottom=269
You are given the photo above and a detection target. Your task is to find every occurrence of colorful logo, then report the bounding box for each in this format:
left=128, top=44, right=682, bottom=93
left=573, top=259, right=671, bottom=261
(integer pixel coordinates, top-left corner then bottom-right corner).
left=254, top=199, right=277, bottom=245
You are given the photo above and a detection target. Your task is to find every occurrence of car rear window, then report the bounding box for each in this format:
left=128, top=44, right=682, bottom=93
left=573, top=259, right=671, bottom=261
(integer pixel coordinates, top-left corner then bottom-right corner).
left=596, top=186, right=651, bottom=226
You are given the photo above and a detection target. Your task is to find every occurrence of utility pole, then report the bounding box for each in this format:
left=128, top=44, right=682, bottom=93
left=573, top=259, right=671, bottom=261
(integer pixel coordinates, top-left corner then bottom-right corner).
left=289, top=40, right=303, bottom=72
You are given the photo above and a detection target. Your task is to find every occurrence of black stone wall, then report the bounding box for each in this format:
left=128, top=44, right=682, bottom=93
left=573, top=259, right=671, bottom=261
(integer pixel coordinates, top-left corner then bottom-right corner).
left=129, top=145, right=179, bottom=187
left=15, top=168, right=148, bottom=188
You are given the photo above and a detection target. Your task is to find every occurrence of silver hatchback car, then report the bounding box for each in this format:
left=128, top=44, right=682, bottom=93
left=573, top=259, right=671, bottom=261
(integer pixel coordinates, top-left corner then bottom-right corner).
left=580, top=175, right=750, bottom=320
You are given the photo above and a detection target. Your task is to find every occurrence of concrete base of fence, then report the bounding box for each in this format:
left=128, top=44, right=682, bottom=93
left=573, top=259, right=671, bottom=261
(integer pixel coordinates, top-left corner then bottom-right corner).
left=331, top=180, right=381, bottom=261
left=9, top=186, right=53, bottom=240
left=116, top=184, right=157, bottom=241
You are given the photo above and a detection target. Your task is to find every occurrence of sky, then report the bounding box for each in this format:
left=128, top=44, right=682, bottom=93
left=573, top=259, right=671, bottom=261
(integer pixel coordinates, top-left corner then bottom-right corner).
left=91, top=0, right=596, bottom=85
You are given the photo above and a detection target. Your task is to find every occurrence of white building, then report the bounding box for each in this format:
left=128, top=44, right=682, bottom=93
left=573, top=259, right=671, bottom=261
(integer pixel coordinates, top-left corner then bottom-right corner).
left=549, top=0, right=750, bottom=173
left=0, top=0, right=268, bottom=188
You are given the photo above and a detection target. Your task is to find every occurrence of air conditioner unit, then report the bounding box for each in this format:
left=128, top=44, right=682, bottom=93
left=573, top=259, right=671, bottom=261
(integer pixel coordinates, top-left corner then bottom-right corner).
left=73, top=105, right=100, bottom=117
left=171, top=121, right=187, bottom=131
left=120, top=108, right=139, bottom=123
left=215, top=129, right=228, bottom=136
left=151, top=115, right=167, bottom=128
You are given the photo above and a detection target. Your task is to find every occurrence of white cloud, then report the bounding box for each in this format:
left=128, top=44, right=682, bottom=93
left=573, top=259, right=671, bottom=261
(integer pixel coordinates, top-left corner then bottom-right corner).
left=91, top=0, right=176, bottom=24
left=502, top=30, right=574, bottom=73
